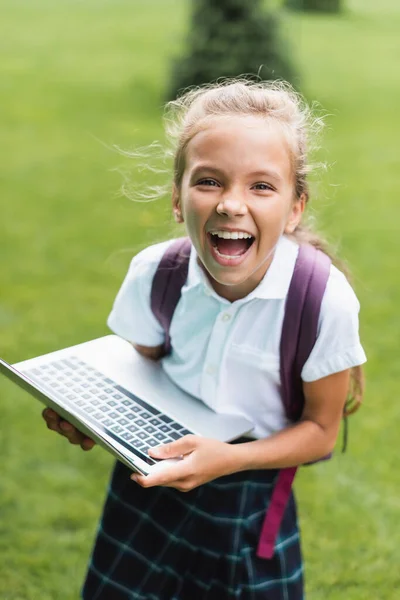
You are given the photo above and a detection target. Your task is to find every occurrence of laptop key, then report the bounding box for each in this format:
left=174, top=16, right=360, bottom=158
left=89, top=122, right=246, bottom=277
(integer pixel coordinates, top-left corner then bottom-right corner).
left=147, top=439, right=159, bottom=447
left=160, top=425, right=172, bottom=434
left=170, top=432, right=182, bottom=440
left=154, top=432, right=167, bottom=441
left=50, top=363, right=63, bottom=371
left=135, top=419, right=146, bottom=427
left=132, top=439, right=144, bottom=449
left=144, top=425, right=156, bottom=434
left=160, top=415, right=173, bottom=424
left=114, top=385, right=160, bottom=416
left=171, top=422, right=183, bottom=431
left=111, top=425, right=123, bottom=434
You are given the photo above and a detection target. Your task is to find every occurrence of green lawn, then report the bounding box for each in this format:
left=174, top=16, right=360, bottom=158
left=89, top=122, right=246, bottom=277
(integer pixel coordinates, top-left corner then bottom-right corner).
left=0, top=0, right=399, bottom=598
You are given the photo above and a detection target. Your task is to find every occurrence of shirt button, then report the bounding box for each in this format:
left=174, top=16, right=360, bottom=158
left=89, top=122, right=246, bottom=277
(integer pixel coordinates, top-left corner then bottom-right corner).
left=206, top=364, right=217, bottom=376
left=221, top=313, right=231, bottom=322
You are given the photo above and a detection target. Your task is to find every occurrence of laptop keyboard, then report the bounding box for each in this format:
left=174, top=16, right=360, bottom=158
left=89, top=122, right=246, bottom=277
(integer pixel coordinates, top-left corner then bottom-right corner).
left=23, top=356, right=193, bottom=465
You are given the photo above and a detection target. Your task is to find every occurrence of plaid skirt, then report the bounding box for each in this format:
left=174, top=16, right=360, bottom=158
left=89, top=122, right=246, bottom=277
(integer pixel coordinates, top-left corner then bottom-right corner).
left=82, top=459, right=304, bottom=600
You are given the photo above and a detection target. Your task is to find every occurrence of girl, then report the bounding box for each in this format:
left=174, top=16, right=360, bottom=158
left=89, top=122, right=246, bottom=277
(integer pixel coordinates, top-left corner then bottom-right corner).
left=43, top=80, right=366, bottom=599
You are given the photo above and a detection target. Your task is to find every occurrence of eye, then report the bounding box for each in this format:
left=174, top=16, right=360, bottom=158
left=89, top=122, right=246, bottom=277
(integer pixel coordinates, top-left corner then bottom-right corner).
left=252, top=182, right=274, bottom=192
left=197, top=178, right=220, bottom=187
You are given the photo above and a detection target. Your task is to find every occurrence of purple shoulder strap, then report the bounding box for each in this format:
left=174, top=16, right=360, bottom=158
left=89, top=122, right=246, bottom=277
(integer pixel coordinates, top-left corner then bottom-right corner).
left=256, top=244, right=331, bottom=559
left=151, top=239, right=331, bottom=560
left=150, top=237, right=191, bottom=355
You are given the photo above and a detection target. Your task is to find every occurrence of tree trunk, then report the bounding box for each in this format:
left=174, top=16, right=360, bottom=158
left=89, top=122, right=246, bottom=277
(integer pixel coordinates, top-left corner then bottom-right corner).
left=285, top=0, right=342, bottom=12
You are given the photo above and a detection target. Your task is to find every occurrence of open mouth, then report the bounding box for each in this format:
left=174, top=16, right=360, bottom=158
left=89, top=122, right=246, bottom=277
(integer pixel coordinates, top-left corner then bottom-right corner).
left=208, top=231, right=255, bottom=260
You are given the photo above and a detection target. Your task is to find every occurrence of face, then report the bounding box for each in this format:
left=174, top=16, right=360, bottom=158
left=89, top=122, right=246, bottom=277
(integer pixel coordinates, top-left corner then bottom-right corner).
left=173, top=115, right=305, bottom=301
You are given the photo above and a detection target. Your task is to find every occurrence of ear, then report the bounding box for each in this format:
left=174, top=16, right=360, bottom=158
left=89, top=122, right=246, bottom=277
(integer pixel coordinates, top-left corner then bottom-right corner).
left=284, top=193, right=306, bottom=234
left=172, top=183, right=184, bottom=223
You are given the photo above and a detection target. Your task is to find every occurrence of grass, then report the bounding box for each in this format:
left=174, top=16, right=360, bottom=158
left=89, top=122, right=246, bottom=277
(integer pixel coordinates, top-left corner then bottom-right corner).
left=0, top=0, right=399, bottom=598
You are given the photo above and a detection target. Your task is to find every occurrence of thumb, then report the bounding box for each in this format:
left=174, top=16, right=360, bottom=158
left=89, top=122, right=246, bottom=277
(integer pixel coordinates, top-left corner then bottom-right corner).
left=149, top=434, right=198, bottom=459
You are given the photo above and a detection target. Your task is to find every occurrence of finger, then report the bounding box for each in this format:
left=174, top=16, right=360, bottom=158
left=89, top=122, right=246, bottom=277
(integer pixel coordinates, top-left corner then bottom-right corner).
left=59, top=420, right=76, bottom=434
left=59, top=421, right=86, bottom=445
left=46, top=419, right=62, bottom=433
left=148, top=434, right=198, bottom=460
left=44, top=412, right=63, bottom=433
left=81, top=438, right=96, bottom=451
left=42, top=408, right=60, bottom=423
left=132, top=473, right=193, bottom=492
left=131, top=464, right=188, bottom=488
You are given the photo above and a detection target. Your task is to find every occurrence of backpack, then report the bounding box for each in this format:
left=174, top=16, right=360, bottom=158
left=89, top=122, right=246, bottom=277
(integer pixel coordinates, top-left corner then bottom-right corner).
left=150, top=236, right=331, bottom=559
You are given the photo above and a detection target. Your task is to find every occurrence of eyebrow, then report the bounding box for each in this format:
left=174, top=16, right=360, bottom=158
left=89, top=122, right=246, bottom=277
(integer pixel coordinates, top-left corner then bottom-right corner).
left=190, top=165, right=283, bottom=182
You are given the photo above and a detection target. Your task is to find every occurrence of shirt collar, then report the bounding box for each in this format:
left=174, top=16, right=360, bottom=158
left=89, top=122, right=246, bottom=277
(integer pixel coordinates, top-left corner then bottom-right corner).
left=185, top=235, right=299, bottom=302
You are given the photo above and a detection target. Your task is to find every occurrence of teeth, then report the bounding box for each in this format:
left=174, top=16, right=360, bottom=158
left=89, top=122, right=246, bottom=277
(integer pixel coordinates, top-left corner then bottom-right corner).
left=210, top=230, right=253, bottom=240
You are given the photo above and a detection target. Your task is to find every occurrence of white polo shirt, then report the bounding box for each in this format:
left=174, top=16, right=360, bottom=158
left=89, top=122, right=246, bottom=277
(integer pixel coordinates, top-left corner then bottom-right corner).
left=107, top=236, right=366, bottom=439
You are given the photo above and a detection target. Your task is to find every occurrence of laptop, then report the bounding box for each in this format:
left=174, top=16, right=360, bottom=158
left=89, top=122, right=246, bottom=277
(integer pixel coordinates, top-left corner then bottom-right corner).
left=0, top=335, right=253, bottom=475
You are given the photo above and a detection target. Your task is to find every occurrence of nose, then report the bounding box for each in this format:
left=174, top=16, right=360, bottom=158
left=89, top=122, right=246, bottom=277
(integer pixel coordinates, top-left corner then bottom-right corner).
left=216, top=194, right=248, bottom=218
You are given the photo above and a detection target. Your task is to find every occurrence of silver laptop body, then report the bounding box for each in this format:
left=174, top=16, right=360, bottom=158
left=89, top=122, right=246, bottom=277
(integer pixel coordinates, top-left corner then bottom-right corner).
left=0, top=335, right=253, bottom=475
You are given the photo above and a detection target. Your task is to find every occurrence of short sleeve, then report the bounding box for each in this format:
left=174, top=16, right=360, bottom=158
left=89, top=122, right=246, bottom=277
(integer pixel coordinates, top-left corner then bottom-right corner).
left=107, top=241, right=173, bottom=347
left=301, top=266, right=367, bottom=382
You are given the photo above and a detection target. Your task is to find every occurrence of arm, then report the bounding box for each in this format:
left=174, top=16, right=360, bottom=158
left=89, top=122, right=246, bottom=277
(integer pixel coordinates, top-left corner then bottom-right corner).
left=133, top=368, right=350, bottom=490
left=132, top=343, right=165, bottom=361
left=231, top=368, right=350, bottom=471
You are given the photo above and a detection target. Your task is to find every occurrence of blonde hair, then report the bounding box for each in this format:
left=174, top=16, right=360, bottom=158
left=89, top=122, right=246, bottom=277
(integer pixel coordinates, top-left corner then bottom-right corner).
left=163, top=79, right=364, bottom=414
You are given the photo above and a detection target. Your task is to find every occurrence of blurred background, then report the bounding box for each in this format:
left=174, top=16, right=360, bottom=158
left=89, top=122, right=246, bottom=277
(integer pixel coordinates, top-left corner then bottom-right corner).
left=1, top=0, right=399, bottom=598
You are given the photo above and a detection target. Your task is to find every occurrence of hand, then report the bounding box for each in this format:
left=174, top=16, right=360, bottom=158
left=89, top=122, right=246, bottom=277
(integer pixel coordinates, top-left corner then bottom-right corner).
left=42, top=408, right=96, bottom=451
left=131, top=435, right=241, bottom=492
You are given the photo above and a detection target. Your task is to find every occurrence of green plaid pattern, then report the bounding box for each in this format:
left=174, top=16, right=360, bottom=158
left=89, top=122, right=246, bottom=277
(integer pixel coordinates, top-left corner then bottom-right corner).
left=82, top=459, right=304, bottom=599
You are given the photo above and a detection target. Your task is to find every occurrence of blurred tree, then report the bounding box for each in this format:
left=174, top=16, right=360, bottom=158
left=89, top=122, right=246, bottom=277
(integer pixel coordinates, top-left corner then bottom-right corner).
left=284, top=0, right=342, bottom=12
left=167, top=0, right=297, bottom=99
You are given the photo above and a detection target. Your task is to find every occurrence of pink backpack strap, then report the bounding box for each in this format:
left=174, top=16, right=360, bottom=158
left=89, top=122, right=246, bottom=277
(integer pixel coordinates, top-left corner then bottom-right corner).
left=256, top=244, right=331, bottom=559
left=151, top=239, right=331, bottom=559
left=150, top=237, right=191, bottom=354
